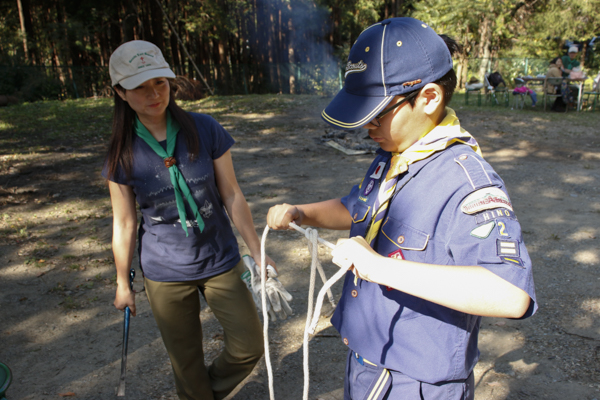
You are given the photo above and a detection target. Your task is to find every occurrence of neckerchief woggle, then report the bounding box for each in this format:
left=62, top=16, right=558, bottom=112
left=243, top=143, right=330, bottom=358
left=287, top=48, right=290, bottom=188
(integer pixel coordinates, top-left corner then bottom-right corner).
left=364, top=107, right=482, bottom=244
left=134, top=111, right=205, bottom=236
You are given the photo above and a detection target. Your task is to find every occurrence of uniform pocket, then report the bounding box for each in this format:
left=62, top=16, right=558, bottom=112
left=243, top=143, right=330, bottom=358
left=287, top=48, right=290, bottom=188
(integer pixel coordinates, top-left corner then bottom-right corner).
left=379, top=217, right=429, bottom=262
left=381, top=218, right=429, bottom=251
left=351, top=203, right=371, bottom=223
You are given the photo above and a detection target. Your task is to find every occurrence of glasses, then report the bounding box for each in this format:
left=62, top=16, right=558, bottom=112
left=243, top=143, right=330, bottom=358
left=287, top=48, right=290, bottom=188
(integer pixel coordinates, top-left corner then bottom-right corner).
left=370, top=91, right=419, bottom=127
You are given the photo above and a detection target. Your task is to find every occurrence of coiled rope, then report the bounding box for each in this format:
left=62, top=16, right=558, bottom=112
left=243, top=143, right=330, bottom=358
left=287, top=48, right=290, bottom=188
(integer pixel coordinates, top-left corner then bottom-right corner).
left=260, top=223, right=350, bottom=400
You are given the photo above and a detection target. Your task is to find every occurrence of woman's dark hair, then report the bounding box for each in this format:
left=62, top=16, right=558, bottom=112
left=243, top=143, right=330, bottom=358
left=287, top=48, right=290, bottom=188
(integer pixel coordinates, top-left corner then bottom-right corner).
left=550, top=57, right=560, bottom=65
left=104, top=82, right=200, bottom=181
left=407, top=34, right=460, bottom=107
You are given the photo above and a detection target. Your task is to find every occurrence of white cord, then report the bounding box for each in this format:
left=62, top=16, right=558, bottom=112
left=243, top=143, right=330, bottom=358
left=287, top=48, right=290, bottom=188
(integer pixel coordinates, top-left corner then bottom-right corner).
left=260, top=226, right=275, bottom=400
left=259, top=223, right=350, bottom=400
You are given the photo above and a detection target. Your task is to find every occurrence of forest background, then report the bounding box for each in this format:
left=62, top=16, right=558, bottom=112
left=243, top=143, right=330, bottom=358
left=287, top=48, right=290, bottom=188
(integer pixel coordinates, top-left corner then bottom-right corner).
left=0, top=0, right=599, bottom=102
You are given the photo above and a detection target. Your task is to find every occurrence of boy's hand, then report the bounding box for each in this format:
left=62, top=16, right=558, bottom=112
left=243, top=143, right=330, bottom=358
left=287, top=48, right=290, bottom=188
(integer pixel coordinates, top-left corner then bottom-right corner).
left=332, top=236, right=384, bottom=283
left=267, top=203, right=303, bottom=230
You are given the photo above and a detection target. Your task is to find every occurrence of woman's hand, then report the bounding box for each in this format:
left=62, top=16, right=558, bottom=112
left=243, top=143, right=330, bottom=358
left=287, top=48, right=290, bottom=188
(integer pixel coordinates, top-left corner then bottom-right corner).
left=331, top=236, right=386, bottom=283
left=114, top=285, right=136, bottom=316
left=267, top=203, right=303, bottom=230
left=250, top=252, right=277, bottom=276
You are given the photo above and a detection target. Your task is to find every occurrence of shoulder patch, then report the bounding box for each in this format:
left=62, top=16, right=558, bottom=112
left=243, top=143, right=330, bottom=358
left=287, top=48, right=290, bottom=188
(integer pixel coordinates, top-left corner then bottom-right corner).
left=461, top=187, right=512, bottom=215
left=370, top=162, right=387, bottom=179
left=470, top=221, right=495, bottom=239
left=475, top=208, right=517, bottom=225
left=497, top=239, right=520, bottom=257
left=500, top=256, right=525, bottom=268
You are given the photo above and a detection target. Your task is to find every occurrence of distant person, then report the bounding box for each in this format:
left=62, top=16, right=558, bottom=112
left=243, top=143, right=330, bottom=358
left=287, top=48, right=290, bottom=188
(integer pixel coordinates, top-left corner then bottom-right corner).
left=104, top=40, right=274, bottom=400
left=513, top=78, right=538, bottom=107
left=268, top=17, right=536, bottom=400
left=561, top=46, right=581, bottom=78
left=545, top=57, right=563, bottom=94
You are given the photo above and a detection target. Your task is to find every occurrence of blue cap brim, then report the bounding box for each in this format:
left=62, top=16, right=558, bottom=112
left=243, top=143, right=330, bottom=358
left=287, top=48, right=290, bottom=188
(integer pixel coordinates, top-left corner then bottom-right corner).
left=321, top=88, right=394, bottom=130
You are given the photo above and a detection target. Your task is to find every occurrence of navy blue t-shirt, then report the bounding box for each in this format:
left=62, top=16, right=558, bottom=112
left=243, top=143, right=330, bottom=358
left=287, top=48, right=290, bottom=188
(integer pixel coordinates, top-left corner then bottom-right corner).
left=103, top=112, right=240, bottom=282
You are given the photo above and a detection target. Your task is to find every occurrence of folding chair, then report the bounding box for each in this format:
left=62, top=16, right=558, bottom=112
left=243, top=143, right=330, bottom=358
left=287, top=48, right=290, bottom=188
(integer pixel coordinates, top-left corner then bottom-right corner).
left=484, top=73, right=509, bottom=107
left=582, top=91, right=600, bottom=111
left=583, top=79, right=600, bottom=111
left=512, top=78, right=526, bottom=110
left=0, top=362, right=11, bottom=400
left=544, top=77, right=565, bottom=112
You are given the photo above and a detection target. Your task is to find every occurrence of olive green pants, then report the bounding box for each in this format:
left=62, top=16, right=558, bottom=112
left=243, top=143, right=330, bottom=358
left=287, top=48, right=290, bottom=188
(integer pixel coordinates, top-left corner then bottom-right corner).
left=145, top=260, right=264, bottom=400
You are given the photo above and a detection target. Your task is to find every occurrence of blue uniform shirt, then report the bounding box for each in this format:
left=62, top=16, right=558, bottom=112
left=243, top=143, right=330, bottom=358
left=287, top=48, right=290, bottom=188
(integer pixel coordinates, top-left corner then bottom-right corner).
left=103, top=113, right=240, bottom=282
left=331, top=144, right=537, bottom=384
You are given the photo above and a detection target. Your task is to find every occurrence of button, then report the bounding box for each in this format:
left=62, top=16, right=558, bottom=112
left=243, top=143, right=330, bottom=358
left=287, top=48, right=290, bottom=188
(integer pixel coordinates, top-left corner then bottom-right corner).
left=459, top=155, right=468, bottom=161
left=343, top=338, right=349, bottom=345
left=351, top=290, right=358, bottom=298
left=353, top=213, right=358, bottom=220
left=397, top=235, right=405, bottom=244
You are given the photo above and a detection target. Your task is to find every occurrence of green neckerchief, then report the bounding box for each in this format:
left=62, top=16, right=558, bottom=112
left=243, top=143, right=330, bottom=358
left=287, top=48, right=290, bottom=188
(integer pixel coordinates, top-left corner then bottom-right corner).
left=134, top=111, right=205, bottom=236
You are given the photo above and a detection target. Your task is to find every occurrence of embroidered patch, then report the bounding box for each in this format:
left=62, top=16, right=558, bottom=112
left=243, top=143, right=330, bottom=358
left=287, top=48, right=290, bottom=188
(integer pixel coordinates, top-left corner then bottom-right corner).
left=470, top=221, right=495, bottom=239
left=461, top=187, right=513, bottom=215
left=370, top=162, right=386, bottom=179
left=497, top=240, right=519, bottom=257
left=475, top=208, right=517, bottom=224
left=497, top=221, right=510, bottom=237
left=345, top=60, right=367, bottom=77
left=501, top=256, right=524, bottom=268
left=363, top=179, right=376, bottom=196
left=388, top=249, right=405, bottom=259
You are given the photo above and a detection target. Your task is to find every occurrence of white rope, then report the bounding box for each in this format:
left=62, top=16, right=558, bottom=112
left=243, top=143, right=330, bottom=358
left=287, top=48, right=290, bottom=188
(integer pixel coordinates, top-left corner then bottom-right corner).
left=259, top=223, right=350, bottom=400
left=260, top=226, right=275, bottom=400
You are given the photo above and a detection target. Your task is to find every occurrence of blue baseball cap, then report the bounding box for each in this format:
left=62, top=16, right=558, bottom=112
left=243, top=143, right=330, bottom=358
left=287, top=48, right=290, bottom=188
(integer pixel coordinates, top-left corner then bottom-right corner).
left=322, top=18, right=453, bottom=130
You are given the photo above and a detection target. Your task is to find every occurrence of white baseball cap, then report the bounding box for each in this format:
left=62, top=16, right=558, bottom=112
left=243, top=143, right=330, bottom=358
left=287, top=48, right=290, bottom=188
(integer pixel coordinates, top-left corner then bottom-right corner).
left=109, top=40, right=176, bottom=90
left=568, top=46, right=578, bottom=53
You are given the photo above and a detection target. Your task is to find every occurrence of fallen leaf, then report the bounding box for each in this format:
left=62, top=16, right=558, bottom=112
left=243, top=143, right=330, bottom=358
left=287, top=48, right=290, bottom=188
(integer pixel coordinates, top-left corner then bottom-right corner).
left=59, top=392, right=76, bottom=397
left=36, top=272, right=45, bottom=277
left=487, top=381, right=502, bottom=387
left=494, top=321, right=506, bottom=326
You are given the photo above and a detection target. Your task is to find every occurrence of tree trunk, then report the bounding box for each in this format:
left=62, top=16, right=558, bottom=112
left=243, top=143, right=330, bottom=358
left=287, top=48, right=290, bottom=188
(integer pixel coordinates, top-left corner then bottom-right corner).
left=150, top=0, right=164, bottom=50
left=16, top=0, right=29, bottom=62
left=477, top=16, right=492, bottom=80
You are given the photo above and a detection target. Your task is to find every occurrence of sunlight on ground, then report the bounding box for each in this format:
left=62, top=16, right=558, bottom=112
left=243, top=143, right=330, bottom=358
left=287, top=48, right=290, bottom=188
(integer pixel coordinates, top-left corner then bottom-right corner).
left=560, top=173, right=595, bottom=184
left=580, top=299, right=600, bottom=317
left=573, top=250, right=599, bottom=264
left=486, top=148, right=529, bottom=161
left=8, top=307, right=111, bottom=345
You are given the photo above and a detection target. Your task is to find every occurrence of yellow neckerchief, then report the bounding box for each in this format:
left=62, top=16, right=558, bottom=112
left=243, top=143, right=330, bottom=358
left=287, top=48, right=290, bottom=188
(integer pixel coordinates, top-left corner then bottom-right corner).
left=363, top=108, right=482, bottom=245
left=385, top=107, right=482, bottom=180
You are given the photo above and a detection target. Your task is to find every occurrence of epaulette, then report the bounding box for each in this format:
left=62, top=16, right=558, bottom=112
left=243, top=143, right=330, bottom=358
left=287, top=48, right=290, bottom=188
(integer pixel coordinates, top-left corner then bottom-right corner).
left=454, top=153, right=492, bottom=190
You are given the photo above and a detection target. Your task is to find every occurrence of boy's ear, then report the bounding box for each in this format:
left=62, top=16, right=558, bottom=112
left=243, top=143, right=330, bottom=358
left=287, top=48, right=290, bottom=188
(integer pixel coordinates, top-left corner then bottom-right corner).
left=420, top=83, right=444, bottom=116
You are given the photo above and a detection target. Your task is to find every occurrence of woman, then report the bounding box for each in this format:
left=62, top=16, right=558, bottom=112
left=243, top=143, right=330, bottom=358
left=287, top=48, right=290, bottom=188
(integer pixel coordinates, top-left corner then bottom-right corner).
left=545, top=57, right=563, bottom=94
left=104, top=40, right=272, bottom=400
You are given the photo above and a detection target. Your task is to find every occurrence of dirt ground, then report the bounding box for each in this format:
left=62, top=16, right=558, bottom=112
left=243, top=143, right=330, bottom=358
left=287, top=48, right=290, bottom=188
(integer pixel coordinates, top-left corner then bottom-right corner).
left=1, top=94, right=599, bottom=400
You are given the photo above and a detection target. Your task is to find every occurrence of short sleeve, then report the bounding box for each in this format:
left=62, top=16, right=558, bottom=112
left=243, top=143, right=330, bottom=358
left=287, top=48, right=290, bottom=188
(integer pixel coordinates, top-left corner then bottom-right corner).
left=191, top=113, right=235, bottom=160
left=446, top=187, right=537, bottom=318
left=101, top=159, right=129, bottom=185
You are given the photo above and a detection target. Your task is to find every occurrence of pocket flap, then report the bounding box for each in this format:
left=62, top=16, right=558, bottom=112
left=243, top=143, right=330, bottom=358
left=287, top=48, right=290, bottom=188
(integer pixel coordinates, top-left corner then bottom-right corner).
left=351, top=203, right=371, bottom=223
left=381, top=219, right=430, bottom=251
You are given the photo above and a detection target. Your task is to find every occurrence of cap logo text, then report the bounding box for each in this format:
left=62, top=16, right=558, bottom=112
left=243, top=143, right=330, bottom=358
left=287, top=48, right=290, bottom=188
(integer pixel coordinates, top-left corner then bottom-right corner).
left=403, top=79, right=422, bottom=87
left=345, top=60, right=367, bottom=78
